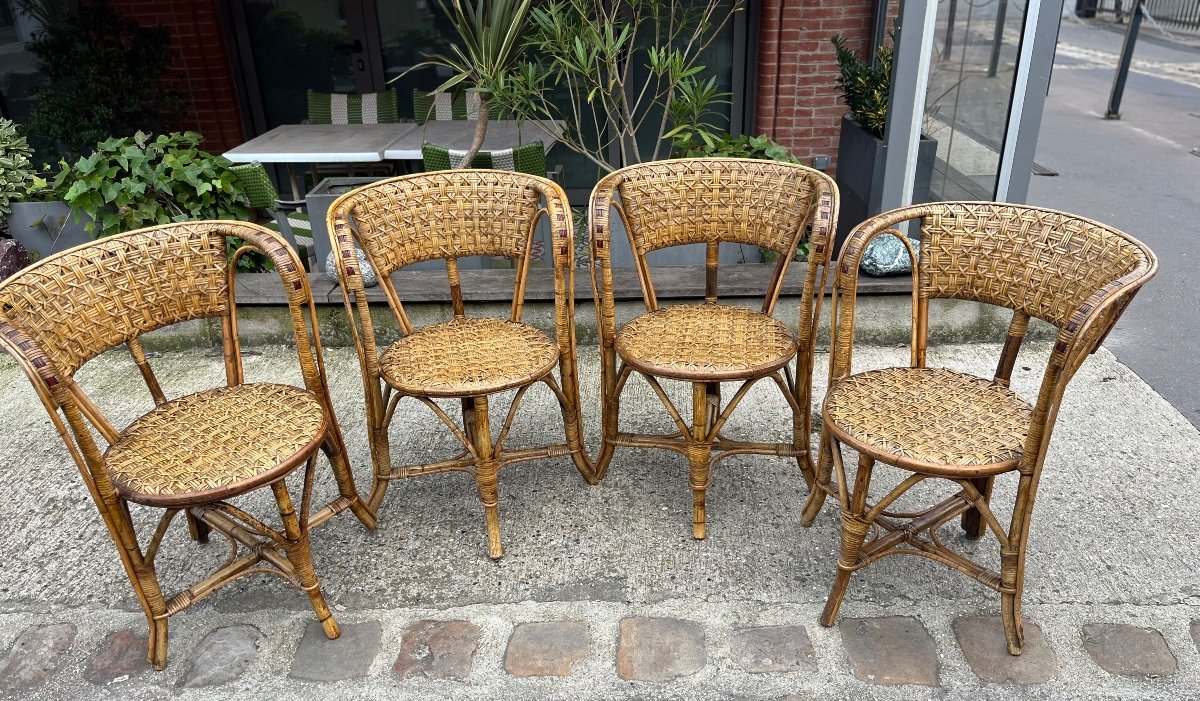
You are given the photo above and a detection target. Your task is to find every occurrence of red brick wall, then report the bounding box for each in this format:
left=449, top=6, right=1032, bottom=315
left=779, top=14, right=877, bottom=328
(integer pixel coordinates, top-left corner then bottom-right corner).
left=92, top=0, right=245, bottom=153
left=755, top=0, right=877, bottom=173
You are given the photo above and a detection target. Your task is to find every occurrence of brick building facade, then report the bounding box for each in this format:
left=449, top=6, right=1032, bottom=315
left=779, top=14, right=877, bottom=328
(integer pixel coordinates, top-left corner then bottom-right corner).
left=91, top=0, right=882, bottom=168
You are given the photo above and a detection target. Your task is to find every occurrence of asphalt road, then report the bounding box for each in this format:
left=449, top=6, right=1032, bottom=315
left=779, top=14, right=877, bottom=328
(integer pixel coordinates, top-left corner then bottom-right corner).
left=1025, top=18, right=1200, bottom=427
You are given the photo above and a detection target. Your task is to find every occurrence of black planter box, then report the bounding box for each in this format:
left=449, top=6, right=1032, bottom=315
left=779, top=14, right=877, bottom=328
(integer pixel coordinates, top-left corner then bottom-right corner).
left=834, top=114, right=937, bottom=255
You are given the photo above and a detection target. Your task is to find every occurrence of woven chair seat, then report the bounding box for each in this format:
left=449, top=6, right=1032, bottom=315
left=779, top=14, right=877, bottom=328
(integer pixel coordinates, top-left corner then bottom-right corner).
left=823, top=367, right=1033, bottom=476
left=380, top=318, right=559, bottom=398
left=104, top=384, right=327, bottom=507
left=616, top=303, right=799, bottom=381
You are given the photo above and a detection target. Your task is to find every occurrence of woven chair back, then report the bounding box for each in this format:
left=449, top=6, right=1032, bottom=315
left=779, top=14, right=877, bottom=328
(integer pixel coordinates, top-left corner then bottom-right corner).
left=612, top=158, right=825, bottom=257
left=229, top=162, right=279, bottom=209
left=307, top=89, right=400, bottom=124
left=915, top=203, right=1150, bottom=329
left=0, top=224, right=234, bottom=377
left=328, top=170, right=544, bottom=277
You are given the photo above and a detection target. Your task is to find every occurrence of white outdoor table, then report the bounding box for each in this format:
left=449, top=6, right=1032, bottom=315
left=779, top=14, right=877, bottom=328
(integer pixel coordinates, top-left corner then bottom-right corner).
left=224, top=123, right=420, bottom=198
left=382, top=120, right=565, bottom=160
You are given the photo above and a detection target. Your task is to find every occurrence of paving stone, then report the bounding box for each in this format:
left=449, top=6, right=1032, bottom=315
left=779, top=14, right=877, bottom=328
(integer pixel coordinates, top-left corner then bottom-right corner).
left=1191, top=620, right=1200, bottom=654
left=616, top=617, right=706, bottom=682
left=177, top=624, right=261, bottom=688
left=840, top=616, right=939, bottom=686
left=0, top=623, right=76, bottom=692
left=291, top=620, right=381, bottom=682
left=393, top=620, right=480, bottom=680
left=504, top=621, right=590, bottom=677
left=729, top=625, right=816, bottom=673
left=1081, top=623, right=1177, bottom=677
left=953, top=616, right=1057, bottom=684
left=84, top=629, right=150, bottom=685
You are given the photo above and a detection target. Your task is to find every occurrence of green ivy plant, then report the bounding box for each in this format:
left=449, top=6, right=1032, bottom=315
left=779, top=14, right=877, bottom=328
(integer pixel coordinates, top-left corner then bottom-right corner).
left=831, top=34, right=892, bottom=139
left=0, top=119, right=35, bottom=232
left=50, top=132, right=267, bottom=272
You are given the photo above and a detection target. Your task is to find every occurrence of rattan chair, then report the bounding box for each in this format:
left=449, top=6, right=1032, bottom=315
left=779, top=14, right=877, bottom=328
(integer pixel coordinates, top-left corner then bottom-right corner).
left=589, top=158, right=839, bottom=538
left=806, top=202, right=1156, bottom=654
left=0, top=221, right=376, bottom=669
left=326, top=171, right=596, bottom=559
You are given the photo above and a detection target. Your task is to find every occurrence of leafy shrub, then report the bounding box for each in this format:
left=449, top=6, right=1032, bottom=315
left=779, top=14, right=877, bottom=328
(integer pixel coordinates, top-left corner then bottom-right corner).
left=0, top=119, right=34, bottom=225
left=831, top=34, right=892, bottom=139
left=49, top=132, right=268, bottom=272
left=26, top=0, right=184, bottom=162
left=673, top=132, right=798, bottom=163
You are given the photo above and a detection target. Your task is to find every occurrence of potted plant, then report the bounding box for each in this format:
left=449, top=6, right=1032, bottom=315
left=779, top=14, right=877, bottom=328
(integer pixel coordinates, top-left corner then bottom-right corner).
left=0, top=118, right=34, bottom=241
left=397, top=0, right=533, bottom=165
left=10, top=131, right=264, bottom=270
left=831, top=34, right=936, bottom=252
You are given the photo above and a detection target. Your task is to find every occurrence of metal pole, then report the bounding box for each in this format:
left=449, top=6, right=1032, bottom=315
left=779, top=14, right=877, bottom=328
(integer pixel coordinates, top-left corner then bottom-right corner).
left=988, top=0, right=1010, bottom=77
left=1106, top=0, right=1143, bottom=118
left=945, top=0, right=958, bottom=55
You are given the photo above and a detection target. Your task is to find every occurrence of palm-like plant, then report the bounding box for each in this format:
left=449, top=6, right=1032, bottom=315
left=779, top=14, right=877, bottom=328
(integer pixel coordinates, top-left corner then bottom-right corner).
left=397, top=0, right=533, bottom=165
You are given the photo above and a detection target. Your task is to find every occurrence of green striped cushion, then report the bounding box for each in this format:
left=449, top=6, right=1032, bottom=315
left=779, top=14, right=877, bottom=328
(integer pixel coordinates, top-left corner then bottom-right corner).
left=421, top=141, right=546, bottom=175
left=308, top=89, right=399, bottom=124
left=412, top=89, right=505, bottom=124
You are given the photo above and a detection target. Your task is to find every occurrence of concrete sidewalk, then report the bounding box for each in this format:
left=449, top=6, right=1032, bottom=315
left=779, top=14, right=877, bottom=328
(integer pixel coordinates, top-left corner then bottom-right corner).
left=0, top=342, right=1196, bottom=699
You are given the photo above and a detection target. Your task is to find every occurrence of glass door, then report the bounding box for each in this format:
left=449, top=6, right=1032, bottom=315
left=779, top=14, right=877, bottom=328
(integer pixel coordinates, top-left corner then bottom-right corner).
left=921, top=0, right=1026, bottom=201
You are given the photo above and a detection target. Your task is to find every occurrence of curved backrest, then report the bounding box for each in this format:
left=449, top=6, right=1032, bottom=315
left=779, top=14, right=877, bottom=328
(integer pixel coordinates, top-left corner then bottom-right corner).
left=307, top=89, right=400, bottom=124
left=916, top=203, right=1150, bottom=329
left=606, top=158, right=827, bottom=256
left=833, top=202, right=1157, bottom=467
left=0, top=223, right=234, bottom=378
left=329, top=170, right=545, bottom=277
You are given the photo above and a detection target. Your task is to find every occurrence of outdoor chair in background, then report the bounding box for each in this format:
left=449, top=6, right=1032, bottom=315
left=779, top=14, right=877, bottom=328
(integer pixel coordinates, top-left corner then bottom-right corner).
left=307, top=88, right=400, bottom=124
left=588, top=158, right=839, bottom=539
left=230, top=162, right=317, bottom=269
left=412, top=88, right=503, bottom=124
left=806, top=202, right=1156, bottom=654
left=0, top=221, right=377, bottom=669
left=326, top=171, right=597, bottom=559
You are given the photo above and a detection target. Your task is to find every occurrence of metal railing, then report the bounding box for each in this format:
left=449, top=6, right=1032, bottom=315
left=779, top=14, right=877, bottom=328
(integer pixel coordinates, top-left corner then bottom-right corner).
left=1077, top=0, right=1200, bottom=32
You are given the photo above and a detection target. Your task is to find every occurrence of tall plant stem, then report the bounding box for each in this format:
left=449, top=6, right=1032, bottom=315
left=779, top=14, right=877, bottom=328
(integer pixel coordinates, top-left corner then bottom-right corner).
left=461, top=96, right=491, bottom=167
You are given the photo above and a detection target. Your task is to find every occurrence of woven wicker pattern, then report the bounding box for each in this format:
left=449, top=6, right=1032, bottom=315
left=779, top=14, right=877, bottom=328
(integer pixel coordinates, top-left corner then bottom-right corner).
left=0, top=224, right=228, bottom=377
left=380, top=318, right=559, bottom=397
left=105, top=384, right=326, bottom=505
left=823, top=367, right=1031, bottom=474
left=0, top=220, right=376, bottom=670
left=615, top=159, right=821, bottom=256
left=229, top=162, right=278, bottom=209
left=811, top=201, right=1158, bottom=657
left=589, top=159, right=840, bottom=541
left=617, top=303, right=798, bottom=381
left=918, top=203, right=1146, bottom=328
left=338, top=171, right=541, bottom=276
left=327, top=170, right=594, bottom=559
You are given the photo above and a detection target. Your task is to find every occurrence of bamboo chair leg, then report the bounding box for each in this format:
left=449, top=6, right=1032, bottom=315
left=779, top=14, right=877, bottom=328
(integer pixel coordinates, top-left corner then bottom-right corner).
left=185, top=512, right=210, bottom=544
left=555, top=376, right=600, bottom=485
left=800, top=428, right=836, bottom=527
left=469, top=396, right=504, bottom=559
left=271, top=479, right=339, bottom=640
left=1000, top=539, right=1026, bottom=654
left=820, top=452, right=874, bottom=627
left=961, top=475, right=995, bottom=539
left=594, top=384, right=620, bottom=480
left=366, top=417, right=393, bottom=516
left=689, top=382, right=715, bottom=540
left=322, top=428, right=377, bottom=530
left=147, top=617, right=168, bottom=671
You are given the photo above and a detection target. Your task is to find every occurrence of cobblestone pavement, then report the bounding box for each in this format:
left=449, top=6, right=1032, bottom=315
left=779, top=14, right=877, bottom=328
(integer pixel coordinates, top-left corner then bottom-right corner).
left=0, top=343, right=1197, bottom=700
